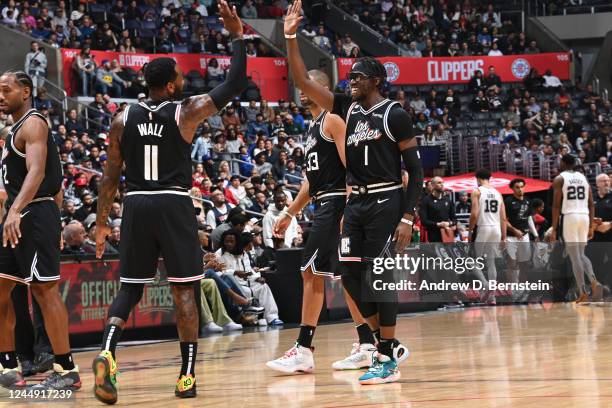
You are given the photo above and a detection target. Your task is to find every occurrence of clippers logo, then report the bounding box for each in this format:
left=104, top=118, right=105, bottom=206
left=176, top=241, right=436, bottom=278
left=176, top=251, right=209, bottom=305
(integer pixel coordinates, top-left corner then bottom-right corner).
left=340, top=237, right=351, bottom=255
left=347, top=120, right=382, bottom=147
left=511, top=58, right=530, bottom=79
left=383, top=62, right=400, bottom=82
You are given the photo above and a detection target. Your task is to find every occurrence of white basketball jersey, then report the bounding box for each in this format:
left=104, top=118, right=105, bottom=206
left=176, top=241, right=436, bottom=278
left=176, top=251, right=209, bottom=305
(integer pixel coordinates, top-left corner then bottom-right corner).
left=477, top=185, right=503, bottom=227
left=560, top=171, right=589, bottom=215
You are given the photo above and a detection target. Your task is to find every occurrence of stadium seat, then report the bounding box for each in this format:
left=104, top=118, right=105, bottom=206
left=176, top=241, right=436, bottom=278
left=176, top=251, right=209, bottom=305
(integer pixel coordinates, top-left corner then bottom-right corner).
left=172, top=44, right=189, bottom=53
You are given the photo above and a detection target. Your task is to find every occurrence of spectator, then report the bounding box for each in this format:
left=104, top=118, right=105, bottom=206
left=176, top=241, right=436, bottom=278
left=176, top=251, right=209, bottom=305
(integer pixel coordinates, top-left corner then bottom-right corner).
left=312, top=26, right=331, bottom=51
left=472, top=90, right=489, bottom=112
left=262, top=190, right=298, bottom=248
left=24, top=41, right=46, bottom=93
left=64, top=109, right=85, bottom=135
left=468, top=70, right=486, bottom=94
left=192, top=131, right=212, bottom=164
left=341, top=34, right=358, bottom=57
left=249, top=191, right=268, bottom=215
left=301, top=24, right=316, bottom=40
left=95, top=60, right=126, bottom=97
left=241, top=0, right=258, bottom=19
left=524, top=69, right=544, bottom=92
left=61, top=221, right=92, bottom=254
left=524, top=40, right=541, bottom=54
left=206, top=189, right=234, bottom=229
left=455, top=191, right=471, bottom=214
left=406, top=41, right=422, bottom=57
left=500, top=120, right=520, bottom=143
left=543, top=69, right=562, bottom=88
left=254, top=152, right=273, bottom=177
left=410, top=93, right=427, bottom=114
left=419, top=177, right=457, bottom=242
left=488, top=41, right=503, bottom=56
left=485, top=66, right=502, bottom=93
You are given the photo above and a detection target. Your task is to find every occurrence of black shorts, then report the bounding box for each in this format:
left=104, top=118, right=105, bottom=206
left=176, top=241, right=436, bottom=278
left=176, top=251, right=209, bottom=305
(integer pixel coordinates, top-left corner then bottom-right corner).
left=0, top=199, right=60, bottom=284
left=119, top=192, right=204, bottom=284
left=301, top=196, right=345, bottom=278
left=339, top=189, right=402, bottom=262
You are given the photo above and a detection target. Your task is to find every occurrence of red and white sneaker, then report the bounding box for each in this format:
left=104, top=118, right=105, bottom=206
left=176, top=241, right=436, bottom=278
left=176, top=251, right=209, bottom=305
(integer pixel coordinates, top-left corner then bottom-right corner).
left=266, top=344, right=314, bottom=374
left=332, top=343, right=376, bottom=370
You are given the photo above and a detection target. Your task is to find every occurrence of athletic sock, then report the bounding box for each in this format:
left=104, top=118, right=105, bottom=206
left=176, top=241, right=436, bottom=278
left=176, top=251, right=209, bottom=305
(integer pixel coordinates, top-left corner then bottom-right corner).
left=101, top=324, right=123, bottom=359
left=0, top=351, right=18, bottom=369
left=54, top=353, right=75, bottom=371
left=377, top=338, right=394, bottom=359
left=296, top=325, right=316, bottom=349
left=180, top=342, right=197, bottom=378
left=356, top=323, right=375, bottom=345
left=373, top=329, right=381, bottom=344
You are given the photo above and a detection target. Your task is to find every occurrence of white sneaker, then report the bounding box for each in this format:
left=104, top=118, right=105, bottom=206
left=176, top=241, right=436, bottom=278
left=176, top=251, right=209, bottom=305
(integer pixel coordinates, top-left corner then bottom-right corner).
left=257, top=318, right=268, bottom=326
left=223, top=321, right=243, bottom=331
left=266, top=345, right=314, bottom=374
left=203, top=322, right=223, bottom=333
left=332, top=343, right=376, bottom=370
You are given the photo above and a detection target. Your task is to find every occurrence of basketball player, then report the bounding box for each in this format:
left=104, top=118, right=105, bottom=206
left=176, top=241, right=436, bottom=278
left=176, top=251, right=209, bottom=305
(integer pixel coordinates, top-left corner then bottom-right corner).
left=505, top=178, right=538, bottom=296
left=266, top=70, right=376, bottom=374
left=0, top=71, right=80, bottom=390
left=92, top=2, right=246, bottom=403
left=283, top=0, right=423, bottom=384
left=468, top=169, right=507, bottom=304
left=550, top=154, right=606, bottom=302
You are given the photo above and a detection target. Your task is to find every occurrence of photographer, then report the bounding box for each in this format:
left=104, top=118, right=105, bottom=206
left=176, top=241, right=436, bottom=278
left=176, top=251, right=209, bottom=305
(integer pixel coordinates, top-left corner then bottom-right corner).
left=24, top=41, right=47, bottom=94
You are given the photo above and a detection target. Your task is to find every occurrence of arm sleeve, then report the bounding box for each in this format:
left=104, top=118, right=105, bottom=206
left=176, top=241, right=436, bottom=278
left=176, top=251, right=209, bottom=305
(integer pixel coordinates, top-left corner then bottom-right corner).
left=387, top=106, right=415, bottom=142
left=332, top=93, right=352, bottom=118
left=208, top=39, right=248, bottom=110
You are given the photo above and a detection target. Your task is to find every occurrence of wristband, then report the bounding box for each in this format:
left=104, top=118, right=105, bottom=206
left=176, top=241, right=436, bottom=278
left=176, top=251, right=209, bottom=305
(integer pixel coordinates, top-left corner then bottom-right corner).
left=284, top=33, right=297, bottom=39
left=400, top=218, right=414, bottom=226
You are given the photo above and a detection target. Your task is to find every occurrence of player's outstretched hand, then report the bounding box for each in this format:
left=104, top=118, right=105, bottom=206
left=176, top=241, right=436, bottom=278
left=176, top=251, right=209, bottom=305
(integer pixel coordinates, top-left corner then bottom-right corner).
left=284, top=0, right=303, bottom=36
left=2, top=209, right=21, bottom=248
left=218, top=0, right=243, bottom=39
left=273, top=212, right=292, bottom=236
left=393, top=221, right=413, bottom=253
left=95, top=224, right=111, bottom=259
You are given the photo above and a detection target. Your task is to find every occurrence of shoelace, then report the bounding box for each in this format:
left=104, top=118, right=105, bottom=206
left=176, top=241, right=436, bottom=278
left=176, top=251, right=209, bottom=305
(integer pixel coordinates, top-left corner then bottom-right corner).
left=280, top=347, right=298, bottom=360
left=39, top=372, right=63, bottom=387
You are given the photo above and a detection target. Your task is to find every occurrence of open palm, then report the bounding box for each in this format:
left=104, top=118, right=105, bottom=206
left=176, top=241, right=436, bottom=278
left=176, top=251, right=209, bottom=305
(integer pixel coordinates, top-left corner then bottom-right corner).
left=284, top=0, right=303, bottom=35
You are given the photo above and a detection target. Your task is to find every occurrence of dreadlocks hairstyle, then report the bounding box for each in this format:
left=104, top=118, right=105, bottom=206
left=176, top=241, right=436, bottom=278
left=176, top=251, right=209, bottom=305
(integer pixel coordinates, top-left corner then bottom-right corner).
left=144, top=57, right=178, bottom=89
left=3, top=70, right=35, bottom=104
left=356, top=56, right=387, bottom=85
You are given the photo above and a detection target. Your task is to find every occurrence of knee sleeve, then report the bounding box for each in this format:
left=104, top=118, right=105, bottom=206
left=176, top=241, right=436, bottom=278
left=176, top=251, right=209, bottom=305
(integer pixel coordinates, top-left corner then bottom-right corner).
left=341, top=262, right=377, bottom=319
left=108, top=283, right=145, bottom=322
left=377, top=301, right=398, bottom=327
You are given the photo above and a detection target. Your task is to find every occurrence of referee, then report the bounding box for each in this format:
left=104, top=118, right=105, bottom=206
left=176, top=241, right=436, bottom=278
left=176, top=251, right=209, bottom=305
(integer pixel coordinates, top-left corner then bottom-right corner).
left=590, top=174, right=612, bottom=286
left=419, top=177, right=457, bottom=242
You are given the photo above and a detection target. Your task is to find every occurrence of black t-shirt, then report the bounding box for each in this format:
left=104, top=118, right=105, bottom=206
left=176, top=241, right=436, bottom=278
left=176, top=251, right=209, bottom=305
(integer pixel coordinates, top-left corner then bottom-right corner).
left=332, top=93, right=414, bottom=186
left=593, top=191, right=612, bottom=242
left=504, top=196, right=532, bottom=235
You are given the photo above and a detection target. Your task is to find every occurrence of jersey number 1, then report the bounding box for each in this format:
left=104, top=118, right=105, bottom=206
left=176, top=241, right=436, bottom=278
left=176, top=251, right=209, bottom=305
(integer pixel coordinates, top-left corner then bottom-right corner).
left=144, top=144, right=158, bottom=181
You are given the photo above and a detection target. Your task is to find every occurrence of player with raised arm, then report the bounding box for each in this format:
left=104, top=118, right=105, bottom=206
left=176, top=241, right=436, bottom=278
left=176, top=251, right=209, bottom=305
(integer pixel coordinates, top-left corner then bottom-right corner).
left=469, top=169, right=507, bottom=305
left=91, top=1, right=247, bottom=403
left=550, top=154, right=607, bottom=302
left=280, top=0, right=423, bottom=385
left=265, top=66, right=377, bottom=373
left=0, top=71, right=79, bottom=391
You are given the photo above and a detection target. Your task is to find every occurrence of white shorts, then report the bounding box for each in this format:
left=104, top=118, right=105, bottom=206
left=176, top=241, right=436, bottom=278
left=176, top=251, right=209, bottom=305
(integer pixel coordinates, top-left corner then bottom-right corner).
left=506, top=234, right=531, bottom=263
left=475, top=225, right=501, bottom=258
left=561, top=213, right=589, bottom=243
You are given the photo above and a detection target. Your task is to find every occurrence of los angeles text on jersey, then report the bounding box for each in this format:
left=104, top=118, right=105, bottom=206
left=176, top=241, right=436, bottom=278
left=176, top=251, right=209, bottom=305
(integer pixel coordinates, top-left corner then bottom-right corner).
left=346, top=120, right=383, bottom=147
left=372, top=279, right=551, bottom=292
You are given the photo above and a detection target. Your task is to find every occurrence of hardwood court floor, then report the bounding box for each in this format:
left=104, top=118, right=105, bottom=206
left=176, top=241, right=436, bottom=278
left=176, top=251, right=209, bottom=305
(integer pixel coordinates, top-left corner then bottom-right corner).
left=7, top=303, right=612, bottom=408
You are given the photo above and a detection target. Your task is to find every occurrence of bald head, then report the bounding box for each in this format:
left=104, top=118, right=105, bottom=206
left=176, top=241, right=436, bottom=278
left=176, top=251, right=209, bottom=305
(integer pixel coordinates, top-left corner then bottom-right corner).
left=307, top=70, right=330, bottom=89
left=596, top=173, right=610, bottom=193
left=431, top=177, right=445, bottom=193
left=63, top=221, right=86, bottom=246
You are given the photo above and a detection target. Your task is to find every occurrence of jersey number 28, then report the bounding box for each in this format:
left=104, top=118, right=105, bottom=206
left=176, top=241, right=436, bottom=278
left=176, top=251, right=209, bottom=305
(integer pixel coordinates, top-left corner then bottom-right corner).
left=566, top=185, right=585, bottom=200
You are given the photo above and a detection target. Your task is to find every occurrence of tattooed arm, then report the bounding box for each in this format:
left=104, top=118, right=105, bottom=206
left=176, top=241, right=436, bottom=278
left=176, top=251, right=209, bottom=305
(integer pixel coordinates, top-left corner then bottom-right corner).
left=95, top=111, right=124, bottom=258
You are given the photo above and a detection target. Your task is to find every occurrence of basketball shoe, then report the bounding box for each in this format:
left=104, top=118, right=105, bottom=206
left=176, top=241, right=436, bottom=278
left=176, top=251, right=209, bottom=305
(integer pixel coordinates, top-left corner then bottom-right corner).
left=0, top=364, right=26, bottom=388
left=358, top=352, right=400, bottom=385
left=31, top=363, right=81, bottom=390
left=92, top=350, right=117, bottom=404
left=332, top=343, right=376, bottom=370
left=175, top=374, right=196, bottom=398
left=266, top=344, right=314, bottom=374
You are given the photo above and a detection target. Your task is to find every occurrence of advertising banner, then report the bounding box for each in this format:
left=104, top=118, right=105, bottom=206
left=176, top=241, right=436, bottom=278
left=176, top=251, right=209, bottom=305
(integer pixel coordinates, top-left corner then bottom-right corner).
left=61, top=48, right=289, bottom=101
left=337, top=53, right=571, bottom=85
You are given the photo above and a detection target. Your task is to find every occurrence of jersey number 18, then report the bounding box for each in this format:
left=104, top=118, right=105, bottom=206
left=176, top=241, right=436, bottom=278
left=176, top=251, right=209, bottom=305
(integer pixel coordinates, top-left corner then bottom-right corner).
left=484, top=199, right=498, bottom=213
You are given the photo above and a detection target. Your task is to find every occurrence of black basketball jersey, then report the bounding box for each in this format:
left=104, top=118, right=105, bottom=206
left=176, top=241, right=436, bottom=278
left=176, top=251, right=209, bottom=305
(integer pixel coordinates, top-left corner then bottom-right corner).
left=121, top=100, right=191, bottom=192
left=0, top=109, right=62, bottom=204
left=303, top=110, right=345, bottom=198
left=505, top=196, right=532, bottom=234
left=344, top=99, right=404, bottom=186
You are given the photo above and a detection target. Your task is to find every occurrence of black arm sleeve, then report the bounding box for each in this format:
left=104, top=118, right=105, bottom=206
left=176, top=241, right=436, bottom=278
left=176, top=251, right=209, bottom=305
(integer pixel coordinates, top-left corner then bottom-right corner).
left=332, top=92, right=352, bottom=118
left=209, top=39, right=248, bottom=110
left=387, top=106, right=415, bottom=142
left=401, top=147, right=424, bottom=216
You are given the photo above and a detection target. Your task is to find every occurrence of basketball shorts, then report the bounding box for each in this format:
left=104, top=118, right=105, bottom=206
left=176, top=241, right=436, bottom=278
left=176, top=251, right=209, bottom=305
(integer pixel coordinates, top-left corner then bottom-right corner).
left=301, top=196, right=345, bottom=278
left=0, top=199, right=60, bottom=284
left=474, top=225, right=501, bottom=258
left=119, top=192, right=204, bottom=284
left=339, top=189, right=402, bottom=263
left=560, top=213, right=589, bottom=243
left=506, top=234, right=531, bottom=263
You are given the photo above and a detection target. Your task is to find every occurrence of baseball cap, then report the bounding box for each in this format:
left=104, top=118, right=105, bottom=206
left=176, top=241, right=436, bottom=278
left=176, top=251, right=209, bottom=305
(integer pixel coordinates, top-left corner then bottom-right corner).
left=84, top=213, right=97, bottom=231
left=97, top=132, right=107, bottom=140
left=137, top=93, right=146, bottom=99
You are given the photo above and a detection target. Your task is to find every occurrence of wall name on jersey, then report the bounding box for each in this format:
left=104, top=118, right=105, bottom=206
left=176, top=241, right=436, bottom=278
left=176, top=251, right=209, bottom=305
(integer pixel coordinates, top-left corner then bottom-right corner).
left=346, top=120, right=382, bottom=147
left=137, top=123, right=164, bottom=138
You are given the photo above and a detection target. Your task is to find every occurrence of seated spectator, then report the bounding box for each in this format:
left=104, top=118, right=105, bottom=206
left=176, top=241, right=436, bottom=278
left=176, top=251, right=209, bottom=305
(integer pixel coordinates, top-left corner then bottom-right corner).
left=543, top=70, right=562, bottom=88
left=499, top=120, right=520, bottom=143
left=207, top=58, right=225, bottom=88
left=488, top=41, right=503, bottom=56
left=83, top=215, right=118, bottom=255
left=406, top=41, right=422, bottom=58
left=206, top=189, right=235, bottom=229
left=472, top=90, right=489, bottom=112
left=61, top=221, right=93, bottom=255
left=524, top=69, right=544, bottom=92
left=341, top=34, right=358, bottom=57
left=249, top=190, right=268, bottom=215
left=300, top=24, right=316, bottom=40
left=485, top=66, right=502, bottom=93
left=487, top=89, right=503, bottom=111
left=312, top=26, right=331, bottom=51
left=262, top=190, right=298, bottom=248
left=468, top=70, right=486, bottom=94
left=410, top=93, right=427, bottom=114
left=217, top=230, right=283, bottom=326
left=199, top=277, right=243, bottom=333
left=247, top=114, right=270, bottom=140
left=191, top=131, right=213, bottom=164
left=254, top=152, right=273, bottom=177
left=95, top=60, right=127, bottom=97
left=524, top=40, right=541, bottom=54
left=455, top=192, right=471, bottom=214
left=241, top=0, right=258, bottom=19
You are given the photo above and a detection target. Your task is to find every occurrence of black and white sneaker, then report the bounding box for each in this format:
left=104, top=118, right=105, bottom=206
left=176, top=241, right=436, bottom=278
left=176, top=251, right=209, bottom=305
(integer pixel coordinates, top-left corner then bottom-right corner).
left=30, top=364, right=81, bottom=390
